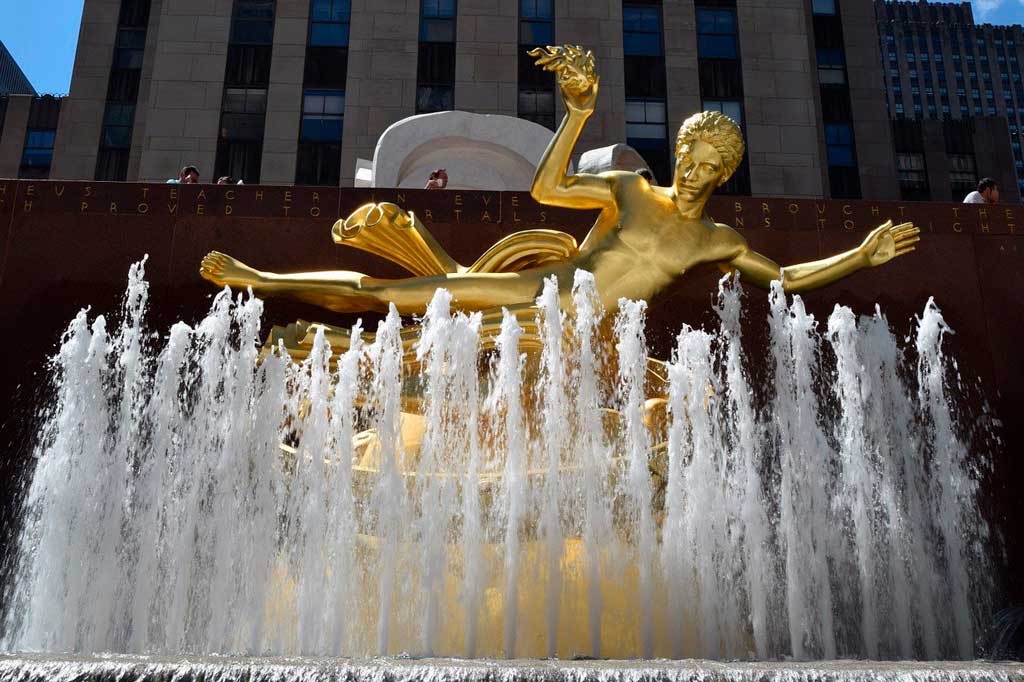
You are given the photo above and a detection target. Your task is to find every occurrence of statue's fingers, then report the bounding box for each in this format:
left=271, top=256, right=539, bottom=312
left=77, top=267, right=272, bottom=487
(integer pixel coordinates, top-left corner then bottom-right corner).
left=895, top=235, right=921, bottom=248
left=891, top=224, right=918, bottom=236
left=895, top=246, right=917, bottom=256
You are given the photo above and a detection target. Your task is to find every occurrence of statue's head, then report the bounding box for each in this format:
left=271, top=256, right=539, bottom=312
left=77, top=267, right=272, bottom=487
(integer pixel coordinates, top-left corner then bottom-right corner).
left=673, top=111, right=745, bottom=202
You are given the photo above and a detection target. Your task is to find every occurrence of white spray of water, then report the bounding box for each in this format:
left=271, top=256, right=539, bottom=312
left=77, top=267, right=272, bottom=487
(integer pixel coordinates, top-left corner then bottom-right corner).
left=0, top=266, right=993, bottom=662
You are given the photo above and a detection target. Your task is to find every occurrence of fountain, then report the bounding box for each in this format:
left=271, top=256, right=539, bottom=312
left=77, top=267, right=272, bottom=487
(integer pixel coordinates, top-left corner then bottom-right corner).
left=0, top=43, right=1017, bottom=681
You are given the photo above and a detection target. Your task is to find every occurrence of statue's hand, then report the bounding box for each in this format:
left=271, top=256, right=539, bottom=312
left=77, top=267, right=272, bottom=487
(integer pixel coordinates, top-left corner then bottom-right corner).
left=859, top=221, right=920, bottom=267
left=528, top=44, right=599, bottom=116
left=199, top=251, right=264, bottom=289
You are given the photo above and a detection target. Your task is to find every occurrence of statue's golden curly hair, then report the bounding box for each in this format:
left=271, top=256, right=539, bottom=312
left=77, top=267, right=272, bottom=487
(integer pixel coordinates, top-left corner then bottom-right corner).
left=675, top=111, right=745, bottom=186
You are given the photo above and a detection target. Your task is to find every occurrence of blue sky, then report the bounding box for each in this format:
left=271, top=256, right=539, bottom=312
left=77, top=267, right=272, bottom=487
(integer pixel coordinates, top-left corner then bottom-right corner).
left=0, top=0, right=1021, bottom=95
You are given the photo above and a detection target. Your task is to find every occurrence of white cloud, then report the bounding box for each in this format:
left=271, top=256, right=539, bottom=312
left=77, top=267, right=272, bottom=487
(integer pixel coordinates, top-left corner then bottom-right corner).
left=973, top=0, right=1002, bottom=17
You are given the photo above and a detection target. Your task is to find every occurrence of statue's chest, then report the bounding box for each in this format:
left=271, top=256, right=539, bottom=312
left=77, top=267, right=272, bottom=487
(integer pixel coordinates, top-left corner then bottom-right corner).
left=618, top=216, right=709, bottom=271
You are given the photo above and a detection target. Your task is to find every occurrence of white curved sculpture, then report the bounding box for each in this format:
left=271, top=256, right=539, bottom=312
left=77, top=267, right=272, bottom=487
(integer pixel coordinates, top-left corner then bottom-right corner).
left=365, top=111, right=569, bottom=190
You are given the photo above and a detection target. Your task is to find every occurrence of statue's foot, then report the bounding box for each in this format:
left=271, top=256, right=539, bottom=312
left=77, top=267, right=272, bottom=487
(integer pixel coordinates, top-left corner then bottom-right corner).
left=199, top=251, right=263, bottom=290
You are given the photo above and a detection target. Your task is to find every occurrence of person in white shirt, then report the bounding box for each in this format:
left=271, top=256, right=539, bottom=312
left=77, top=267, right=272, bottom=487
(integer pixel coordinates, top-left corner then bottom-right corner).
left=963, top=177, right=999, bottom=204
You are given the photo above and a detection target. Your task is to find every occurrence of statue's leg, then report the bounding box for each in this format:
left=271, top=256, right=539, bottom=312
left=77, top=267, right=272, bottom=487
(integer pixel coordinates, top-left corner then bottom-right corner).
left=362, top=270, right=544, bottom=315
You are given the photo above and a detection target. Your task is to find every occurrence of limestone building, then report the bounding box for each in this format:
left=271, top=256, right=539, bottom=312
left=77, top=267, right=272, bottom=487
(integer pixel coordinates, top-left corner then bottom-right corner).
left=0, top=0, right=903, bottom=198
left=876, top=0, right=1023, bottom=202
left=0, top=42, right=37, bottom=96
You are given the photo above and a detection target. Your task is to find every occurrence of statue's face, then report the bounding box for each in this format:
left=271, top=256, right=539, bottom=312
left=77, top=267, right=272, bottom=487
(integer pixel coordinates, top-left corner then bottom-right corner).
left=673, top=139, right=723, bottom=203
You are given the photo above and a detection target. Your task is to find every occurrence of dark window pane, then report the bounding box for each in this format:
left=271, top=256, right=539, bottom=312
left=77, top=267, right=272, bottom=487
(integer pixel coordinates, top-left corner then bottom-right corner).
left=21, top=148, right=53, bottom=168
left=114, top=48, right=145, bottom=69
left=96, top=148, right=129, bottom=181
left=520, top=20, right=553, bottom=46
left=119, top=0, right=151, bottom=28
left=103, top=103, right=136, bottom=126
left=827, top=144, right=855, bottom=166
left=296, top=141, right=342, bottom=185
left=25, top=129, right=56, bottom=148
left=627, top=136, right=671, bottom=185
left=520, top=0, right=552, bottom=19
left=231, top=19, right=274, bottom=43
left=698, top=35, right=737, bottom=59
left=220, top=112, right=266, bottom=140
left=225, top=45, right=273, bottom=86
left=416, top=84, right=453, bottom=112
left=420, top=17, right=455, bottom=42
left=624, top=32, right=663, bottom=56
left=623, top=6, right=661, bottom=32
left=829, top=164, right=861, bottom=198
left=418, top=42, right=456, bottom=84
left=698, top=59, right=742, bottom=98
left=215, top=139, right=262, bottom=183
left=304, top=46, right=348, bottom=88
left=696, top=8, right=735, bottom=35
left=624, top=55, right=667, bottom=97
left=101, top=125, right=132, bottom=148
left=236, top=0, right=275, bottom=19
left=116, top=28, right=147, bottom=49
left=106, top=69, right=141, bottom=101
left=311, top=21, right=349, bottom=46
left=519, top=51, right=555, bottom=88
left=301, top=116, right=344, bottom=141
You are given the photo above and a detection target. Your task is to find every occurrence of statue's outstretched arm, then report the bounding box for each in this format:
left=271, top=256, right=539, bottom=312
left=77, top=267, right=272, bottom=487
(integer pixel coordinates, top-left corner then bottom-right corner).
left=728, top=221, right=920, bottom=294
left=528, top=45, right=614, bottom=210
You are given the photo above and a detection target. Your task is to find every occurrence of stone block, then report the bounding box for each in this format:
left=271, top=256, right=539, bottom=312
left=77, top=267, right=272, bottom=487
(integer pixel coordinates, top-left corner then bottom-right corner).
left=156, top=81, right=208, bottom=109
left=184, top=109, right=221, bottom=138
left=269, top=55, right=307, bottom=84
left=263, top=110, right=301, bottom=142
left=157, top=14, right=200, bottom=42
left=780, top=126, right=819, bottom=156
left=194, top=15, right=231, bottom=42
left=747, top=125, right=782, bottom=154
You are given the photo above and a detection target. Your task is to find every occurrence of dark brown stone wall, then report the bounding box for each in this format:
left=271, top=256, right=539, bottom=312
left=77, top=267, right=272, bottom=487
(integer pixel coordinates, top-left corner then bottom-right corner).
left=1, top=180, right=1021, bottom=604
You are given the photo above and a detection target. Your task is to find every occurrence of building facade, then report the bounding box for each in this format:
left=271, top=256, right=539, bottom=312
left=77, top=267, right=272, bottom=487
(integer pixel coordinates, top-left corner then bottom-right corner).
left=0, top=42, right=36, bottom=97
left=877, top=0, right=1024, bottom=202
left=0, top=0, right=906, bottom=199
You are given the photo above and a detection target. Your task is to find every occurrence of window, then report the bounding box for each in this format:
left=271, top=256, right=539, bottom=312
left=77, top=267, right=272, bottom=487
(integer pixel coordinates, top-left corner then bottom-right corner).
left=309, top=0, right=350, bottom=46
left=518, top=0, right=555, bottom=129
left=300, top=89, right=344, bottom=142
left=702, top=98, right=742, bottom=126
left=626, top=98, right=670, bottom=183
left=20, top=129, right=56, bottom=179
left=215, top=0, right=276, bottom=184
left=948, top=153, right=976, bottom=196
left=520, top=0, right=553, bottom=46
left=897, top=152, right=927, bottom=191
left=817, top=47, right=845, bottom=84
left=296, top=89, right=343, bottom=185
left=624, top=4, right=664, bottom=57
left=812, top=0, right=835, bottom=14
left=420, top=0, right=455, bottom=41
left=826, top=123, right=855, bottom=166
left=417, top=0, right=456, bottom=113
left=518, top=89, right=554, bottom=127
left=231, top=0, right=275, bottom=43
left=696, top=8, right=737, bottom=60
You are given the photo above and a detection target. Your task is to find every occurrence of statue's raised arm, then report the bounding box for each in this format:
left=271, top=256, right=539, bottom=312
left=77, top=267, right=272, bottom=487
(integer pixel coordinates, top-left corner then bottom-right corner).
left=527, top=45, right=615, bottom=210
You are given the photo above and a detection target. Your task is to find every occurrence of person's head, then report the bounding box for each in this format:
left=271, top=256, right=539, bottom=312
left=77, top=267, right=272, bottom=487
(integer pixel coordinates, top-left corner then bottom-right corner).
left=636, top=168, right=654, bottom=182
left=437, top=168, right=447, bottom=179
left=673, top=111, right=745, bottom=204
left=978, top=177, right=1000, bottom=203
left=217, top=176, right=233, bottom=185
left=429, top=171, right=438, bottom=180
left=179, top=165, right=200, bottom=184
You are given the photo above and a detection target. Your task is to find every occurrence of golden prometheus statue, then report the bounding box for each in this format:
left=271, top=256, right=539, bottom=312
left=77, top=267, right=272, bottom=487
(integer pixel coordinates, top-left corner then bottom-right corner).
left=196, top=47, right=922, bottom=655
left=200, top=44, right=919, bottom=333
